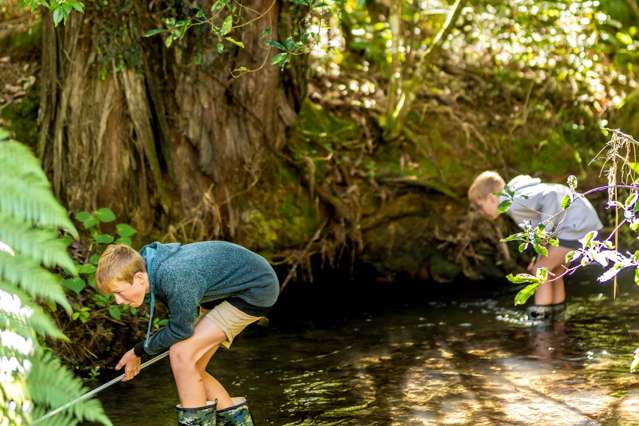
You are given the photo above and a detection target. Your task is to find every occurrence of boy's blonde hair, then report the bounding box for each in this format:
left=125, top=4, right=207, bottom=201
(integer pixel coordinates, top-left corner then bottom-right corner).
left=468, top=171, right=505, bottom=202
left=96, top=244, right=146, bottom=294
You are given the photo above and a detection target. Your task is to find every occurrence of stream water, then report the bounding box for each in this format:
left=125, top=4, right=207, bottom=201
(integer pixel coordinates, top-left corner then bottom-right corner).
left=95, top=276, right=639, bottom=425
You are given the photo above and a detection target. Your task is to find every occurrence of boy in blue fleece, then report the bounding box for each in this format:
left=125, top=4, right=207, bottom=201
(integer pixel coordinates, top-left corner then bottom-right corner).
left=96, top=241, right=279, bottom=425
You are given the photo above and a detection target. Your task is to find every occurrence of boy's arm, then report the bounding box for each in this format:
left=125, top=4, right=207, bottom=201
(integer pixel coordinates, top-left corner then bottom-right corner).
left=134, top=269, right=204, bottom=356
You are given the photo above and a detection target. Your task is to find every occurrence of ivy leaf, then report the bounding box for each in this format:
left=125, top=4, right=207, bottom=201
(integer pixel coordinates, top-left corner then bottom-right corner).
left=514, top=283, right=541, bottom=305
left=220, top=15, right=233, bottom=36
left=95, top=208, right=116, bottom=223
left=62, top=278, right=85, bottom=295
left=115, top=237, right=132, bottom=246
left=532, top=243, right=548, bottom=257
left=76, top=211, right=97, bottom=229
left=259, top=27, right=272, bottom=39
left=144, top=28, right=167, bottom=37
left=497, top=199, right=511, bottom=214
left=94, top=234, right=114, bottom=244
left=211, top=0, right=226, bottom=13
left=116, top=224, right=137, bottom=238
left=77, top=263, right=96, bottom=274
left=225, top=36, right=244, bottom=48
left=272, top=52, right=288, bottom=67
left=265, top=39, right=285, bottom=50
left=52, top=7, right=66, bottom=26
left=565, top=250, right=580, bottom=264
left=68, top=0, right=84, bottom=12
left=518, top=243, right=527, bottom=253
left=506, top=273, right=539, bottom=284
left=108, top=306, right=122, bottom=320
left=536, top=267, right=549, bottom=282
left=581, top=231, right=597, bottom=248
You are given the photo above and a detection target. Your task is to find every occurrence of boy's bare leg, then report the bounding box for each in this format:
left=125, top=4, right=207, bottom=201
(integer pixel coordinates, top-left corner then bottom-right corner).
left=169, top=315, right=229, bottom=408
left=531, top=246, right=571, bottom=305
left=195, top=345, right=234, bottom=409
left=551, top=269, right=565, bottom=305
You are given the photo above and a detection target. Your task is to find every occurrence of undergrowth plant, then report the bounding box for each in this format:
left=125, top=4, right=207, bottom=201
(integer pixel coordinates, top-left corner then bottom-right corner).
left=0, top=128, right=111, bottom=425
left=501, top=128, right=639, bottom=371
left=53, top=208, right=167, bottom=369
left=63, top=208, right=139, bottom=322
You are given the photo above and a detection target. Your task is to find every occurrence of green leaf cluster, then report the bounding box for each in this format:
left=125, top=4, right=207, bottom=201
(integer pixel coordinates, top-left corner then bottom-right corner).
left=0, top=130, right=110, bottom=425
left=62, top=207, right=138, bottom=321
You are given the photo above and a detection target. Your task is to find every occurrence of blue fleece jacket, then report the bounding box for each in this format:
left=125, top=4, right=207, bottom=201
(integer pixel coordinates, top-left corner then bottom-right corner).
left=134, top=241, right=279, bottom=356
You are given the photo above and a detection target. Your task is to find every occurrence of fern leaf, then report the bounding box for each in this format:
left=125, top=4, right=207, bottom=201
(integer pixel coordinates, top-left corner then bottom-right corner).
left=0, top=212, right=77, bottom=274
left=0, top=140, right=49, bottom=182
left=0, top=134, right=110, bottom=426
left=28, top=351, right=113, bottom=426
left=0, top=174, right=77, bottom=237
left=0, top=282, right=66, bottom=340
left=0, top=252, right=71, bottom=311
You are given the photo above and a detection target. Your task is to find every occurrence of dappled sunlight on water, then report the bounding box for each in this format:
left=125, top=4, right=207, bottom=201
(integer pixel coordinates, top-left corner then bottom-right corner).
left=97, top=283, right=639, bottom=425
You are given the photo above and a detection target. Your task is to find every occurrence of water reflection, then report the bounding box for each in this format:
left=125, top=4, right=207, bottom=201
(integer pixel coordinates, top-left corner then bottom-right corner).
left=96, top=285, right=639, bottom=425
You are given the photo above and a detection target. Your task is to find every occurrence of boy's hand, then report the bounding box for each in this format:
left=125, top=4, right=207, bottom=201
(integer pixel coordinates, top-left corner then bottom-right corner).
left=116, top=348, right=141, bottom=381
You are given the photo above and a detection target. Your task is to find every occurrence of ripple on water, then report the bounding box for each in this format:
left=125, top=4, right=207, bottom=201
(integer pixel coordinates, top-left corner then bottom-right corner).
left=97, top=289, right=639, bottom=425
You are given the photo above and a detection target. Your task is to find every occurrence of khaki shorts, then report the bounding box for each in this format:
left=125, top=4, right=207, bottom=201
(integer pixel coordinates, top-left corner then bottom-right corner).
left=201, top=301, right=262, bottom=349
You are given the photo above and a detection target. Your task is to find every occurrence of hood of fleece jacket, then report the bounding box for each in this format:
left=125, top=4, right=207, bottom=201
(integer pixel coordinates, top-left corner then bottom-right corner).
left=506, top=175, right=541, bottom=193
left=139, top=242, right=181, bottom=352
left=140, top=242, right=181, bottom=291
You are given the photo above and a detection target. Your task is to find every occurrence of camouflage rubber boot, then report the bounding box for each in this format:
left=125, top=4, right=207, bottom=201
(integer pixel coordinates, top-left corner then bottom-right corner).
left=216, top=397, right=255, bottom=426
left=176, top=401, right=217, bottom=426
left=551, top=302, right=566, bottom=320
left=527, top=304, right=554, bottom=324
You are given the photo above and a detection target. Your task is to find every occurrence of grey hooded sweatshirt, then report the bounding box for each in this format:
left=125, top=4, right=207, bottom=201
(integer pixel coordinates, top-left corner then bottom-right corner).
left=501, top=175, right=603, bottom=241
left=133, top=241, right=279, bottom=357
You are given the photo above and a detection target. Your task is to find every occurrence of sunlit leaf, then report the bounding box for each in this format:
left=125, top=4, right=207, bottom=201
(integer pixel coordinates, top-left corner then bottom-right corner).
left=62, top=278, right=85, bottom=295
left=514, top=283, right=541, bottom=305
left=93, top=234, right=114, bottom=244
left=116, top=224, right=136, bottom=238
left=220, top=15, right=232, bottom=36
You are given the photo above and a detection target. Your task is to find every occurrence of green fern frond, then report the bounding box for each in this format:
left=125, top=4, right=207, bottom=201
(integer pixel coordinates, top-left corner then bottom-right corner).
left=0, top=313, right=37, bottom=346
left=28, top=351, right=113, bottom=426
left=0, top=212, right=76, bottom=274
left=0, top=135, right=110, bottom=426
left=0, top=282, right=66, bottom=340
left=0, top=252, right=71, bottom=312
left=29, top=409, right=77, bottom=426
left=0, top=173, right=77, bottom=238
left=0, top=139, right=49, bottom=182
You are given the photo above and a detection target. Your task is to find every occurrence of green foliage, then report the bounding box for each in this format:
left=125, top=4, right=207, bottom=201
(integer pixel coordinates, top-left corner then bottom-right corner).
left=21, top=0, right=84, bottom=25
left=508, top=267, right=549, bottom=305
left=0, top=129, right=110, bottom=425
left=62, top=207, right=139, bottom=322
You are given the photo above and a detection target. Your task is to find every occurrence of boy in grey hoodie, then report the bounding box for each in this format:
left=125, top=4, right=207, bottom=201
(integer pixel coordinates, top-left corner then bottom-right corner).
left=468, top=171, right=603, bottom=319
left=96, top=241, right=280, bottom=425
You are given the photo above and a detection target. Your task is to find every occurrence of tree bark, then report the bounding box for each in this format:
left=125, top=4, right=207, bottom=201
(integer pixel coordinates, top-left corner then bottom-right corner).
left=38, top=0, right=299, bottom=237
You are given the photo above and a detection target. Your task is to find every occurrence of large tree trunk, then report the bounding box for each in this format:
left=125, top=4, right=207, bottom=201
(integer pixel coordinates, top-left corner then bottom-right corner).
left=38, top=0, right=298, bottom=238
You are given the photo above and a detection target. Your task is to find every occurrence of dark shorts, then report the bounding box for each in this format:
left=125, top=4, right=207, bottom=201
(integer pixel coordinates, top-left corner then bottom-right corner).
left=558, top=238, right=582, bottom=250
left=200, top=297, right=271, bottom=316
